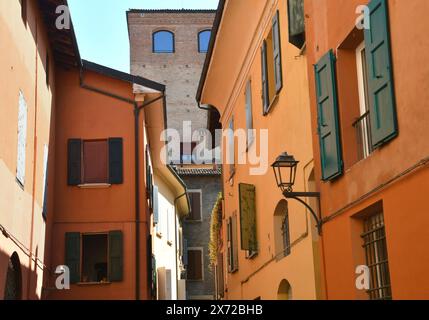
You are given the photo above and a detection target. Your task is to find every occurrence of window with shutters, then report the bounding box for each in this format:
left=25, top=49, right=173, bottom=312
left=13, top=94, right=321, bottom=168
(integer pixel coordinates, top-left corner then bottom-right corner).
left=187, top=190, right=202, bottom=222
left=16, top=91, right=28, bottom=187
left=187, top=248, right=204, bottom=281
left=81, top=234, right=108, bottom=283
left=261, top=10, right=283, bottom=115
left=66, top=231, right=123, bottom=284
left=180, top=142, right=197, bottom=164
left=68, top=138, right=123, bottom=186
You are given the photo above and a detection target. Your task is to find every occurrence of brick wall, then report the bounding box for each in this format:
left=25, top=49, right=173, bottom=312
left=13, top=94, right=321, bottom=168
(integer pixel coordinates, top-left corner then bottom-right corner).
left=128, top=11, right=216, bottom=138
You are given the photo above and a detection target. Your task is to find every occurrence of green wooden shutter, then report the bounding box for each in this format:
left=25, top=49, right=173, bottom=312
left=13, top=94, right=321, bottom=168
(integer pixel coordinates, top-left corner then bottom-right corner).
left=364, top=0, right=398, bottom=148
left=109, top=230, right=123, bottom=282
left=314, top=50, right=343, bottom=181
left=67, top=139, right=81, bottom=186
left=239, top=184, right=257, bottom=252
left=261, top=41, right=270, bottom=114
left=65, top=232, right=80, bottom=284
left=108, top=138, right=123, bottom=184
left=272, top=10, right=283, bottom=93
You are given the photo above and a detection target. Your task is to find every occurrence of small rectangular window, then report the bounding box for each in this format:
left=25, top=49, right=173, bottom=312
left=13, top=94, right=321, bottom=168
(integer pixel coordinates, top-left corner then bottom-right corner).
left=81, top=234, right=108, bottom=283
left=187, top=248, right=203, bottom=281
left=83, top=140, right=108, bottom=184
left=187, top=191, right=202, bottom=221
left=361, top=212, right=392, bottom=300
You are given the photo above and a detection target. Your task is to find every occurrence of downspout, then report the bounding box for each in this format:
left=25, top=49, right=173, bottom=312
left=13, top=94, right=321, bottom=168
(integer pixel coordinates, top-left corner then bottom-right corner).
left=79, top=68, right=165, bottom=300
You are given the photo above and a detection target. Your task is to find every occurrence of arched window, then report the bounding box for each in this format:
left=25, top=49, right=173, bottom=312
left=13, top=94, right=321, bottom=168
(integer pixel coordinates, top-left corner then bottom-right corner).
left=4, top=252, right=22, bottom=300
left=198, top=30, right=211, bottom=53
left=153, top=30, right=175, bottom=53
left=277, top=279, right=292, bottom=300
left=274, top=200, right=291, bottom=259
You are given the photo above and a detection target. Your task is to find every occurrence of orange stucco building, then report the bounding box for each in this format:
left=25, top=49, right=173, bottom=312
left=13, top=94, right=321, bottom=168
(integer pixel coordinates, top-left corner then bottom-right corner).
left=1, top=0, right=186, bottom=300
left=198, top=0, right=323, bottom=300
left=305, top=0, right=429, bottom=299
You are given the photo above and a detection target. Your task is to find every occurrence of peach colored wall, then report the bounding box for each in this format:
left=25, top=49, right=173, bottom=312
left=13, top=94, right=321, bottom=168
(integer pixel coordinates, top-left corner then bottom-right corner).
left=0, top=0, right=55, bottom=300
left=48, top=67, right=153, bottom=300
left=201, top=0, right=321, bottom=300
left=305, top=0, right=429, bottom=299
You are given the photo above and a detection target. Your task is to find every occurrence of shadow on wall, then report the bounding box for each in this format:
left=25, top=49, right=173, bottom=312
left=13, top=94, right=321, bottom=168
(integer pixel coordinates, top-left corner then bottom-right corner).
left=0, top=246, right=41, bottom=300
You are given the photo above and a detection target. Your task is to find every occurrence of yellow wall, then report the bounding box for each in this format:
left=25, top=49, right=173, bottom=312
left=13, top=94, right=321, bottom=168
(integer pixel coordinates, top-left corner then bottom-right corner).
left=201, top=0, right=321, bottom=300
left=0, top=0, right=55, bottom=299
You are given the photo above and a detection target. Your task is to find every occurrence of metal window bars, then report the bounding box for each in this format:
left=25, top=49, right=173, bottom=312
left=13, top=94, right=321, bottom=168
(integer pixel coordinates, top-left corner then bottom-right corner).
left=353, top=111, right=374, bottom=161
left=361, top=213, right=392, bottom=300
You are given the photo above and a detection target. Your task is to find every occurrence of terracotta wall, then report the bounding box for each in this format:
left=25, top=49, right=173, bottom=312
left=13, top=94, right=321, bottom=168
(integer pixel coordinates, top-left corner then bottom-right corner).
left=305, top=0, right=429, bottom=299
left=47, top=67, right=151, bottom=300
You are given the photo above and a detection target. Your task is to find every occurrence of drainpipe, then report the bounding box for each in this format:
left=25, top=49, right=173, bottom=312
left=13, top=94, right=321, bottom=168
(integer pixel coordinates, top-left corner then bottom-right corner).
left=79, top=68, right=165, bottom=300
left=197, top=101, right=214, bottom=112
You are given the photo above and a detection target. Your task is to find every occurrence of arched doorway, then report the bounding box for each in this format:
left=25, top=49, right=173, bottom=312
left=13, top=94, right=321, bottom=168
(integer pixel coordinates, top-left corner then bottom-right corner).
left=3, top=252, right=22, bottom=300
left=277, top=279, right=292, bottom=300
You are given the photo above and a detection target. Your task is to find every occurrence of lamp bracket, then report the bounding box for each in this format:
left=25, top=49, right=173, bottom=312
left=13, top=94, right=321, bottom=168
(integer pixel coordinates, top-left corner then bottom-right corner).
left=283, top=191, right=323, bottom=235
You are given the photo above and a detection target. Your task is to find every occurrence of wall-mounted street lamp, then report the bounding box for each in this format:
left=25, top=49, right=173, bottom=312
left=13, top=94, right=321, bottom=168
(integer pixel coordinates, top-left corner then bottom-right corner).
left=272, top=152, right=323, bottom=235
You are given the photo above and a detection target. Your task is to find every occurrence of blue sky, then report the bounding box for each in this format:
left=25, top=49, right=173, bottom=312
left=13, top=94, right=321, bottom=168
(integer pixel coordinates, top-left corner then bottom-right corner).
left=68, top=0, right=219, bottom=73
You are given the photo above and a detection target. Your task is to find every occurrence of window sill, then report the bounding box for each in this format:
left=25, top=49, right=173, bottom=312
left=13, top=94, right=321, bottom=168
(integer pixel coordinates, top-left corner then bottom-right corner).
left=78, top=183, right=112, bottom=189
left=76, top=281, right=112, bottom=286
left=263, top=94, right=280, bottom=116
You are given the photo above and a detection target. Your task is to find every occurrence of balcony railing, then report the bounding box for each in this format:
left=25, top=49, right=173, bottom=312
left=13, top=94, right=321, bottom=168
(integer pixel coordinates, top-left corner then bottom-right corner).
left=353, top=111, right=373, bottom=161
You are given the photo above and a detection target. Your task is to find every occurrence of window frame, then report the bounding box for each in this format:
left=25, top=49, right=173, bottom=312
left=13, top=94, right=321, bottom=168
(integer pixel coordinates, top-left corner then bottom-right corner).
left=80, top=232, right=109, bottom=284
left=361, top=212, right=392, bottom=300
left=16, top=90, right=28, bottom=188
left=198, top=29, right=211, bottom=53
left=152, top=30, right=175, bottom=54
left=355, top=41, right=373, bottom=160
left=82, top=139, right=109, bottom=185
left=187, top=189, right=203, bottom=222
left=187, top=247, right=204, bottom=281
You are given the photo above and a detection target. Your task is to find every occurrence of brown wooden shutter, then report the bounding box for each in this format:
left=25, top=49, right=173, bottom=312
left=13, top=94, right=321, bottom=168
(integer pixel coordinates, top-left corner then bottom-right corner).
left=109, top=138, right=123, bottom=184
left=68, top=139, right=82, bottom=186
